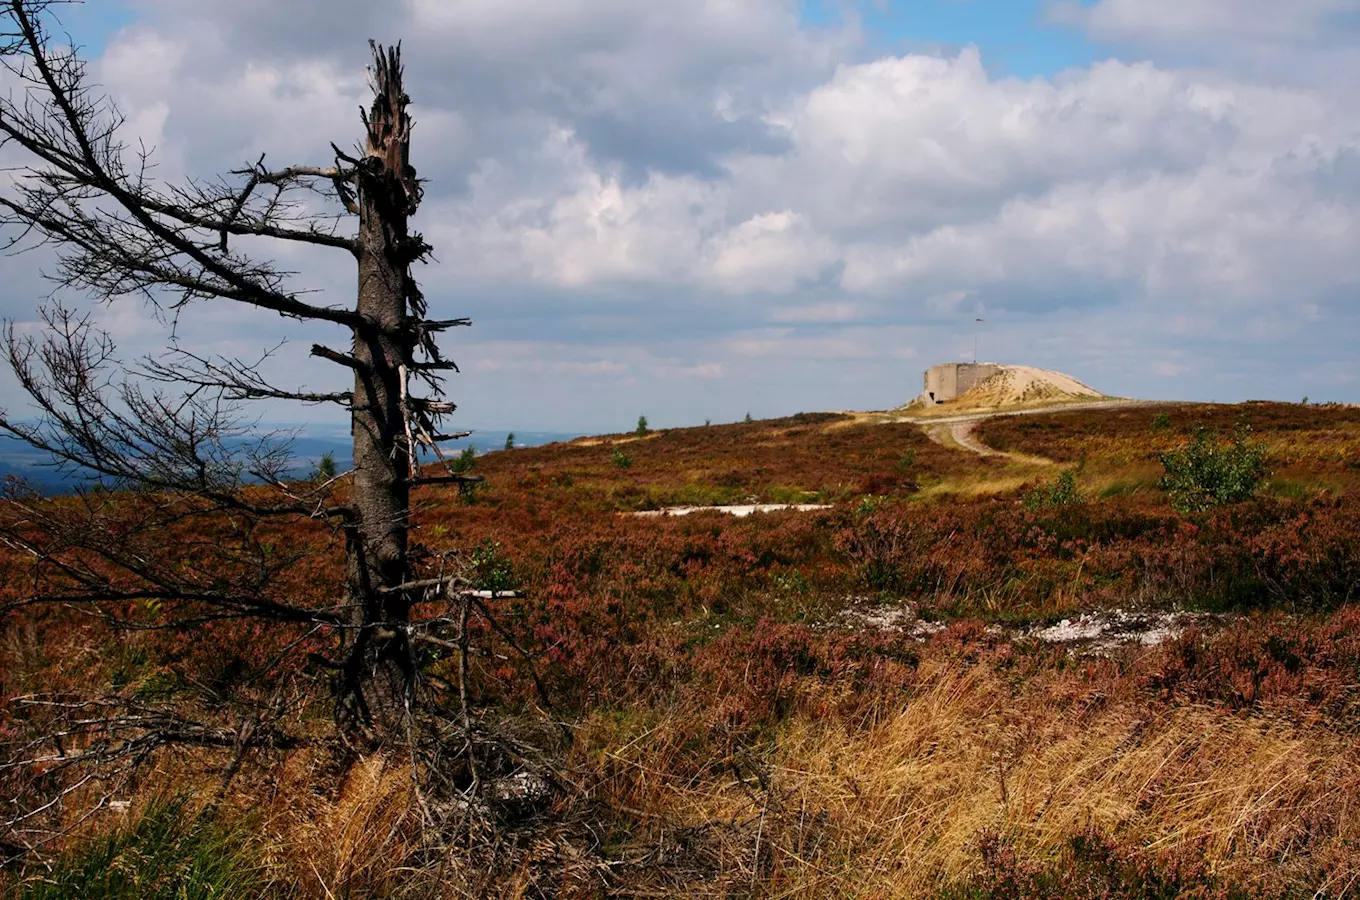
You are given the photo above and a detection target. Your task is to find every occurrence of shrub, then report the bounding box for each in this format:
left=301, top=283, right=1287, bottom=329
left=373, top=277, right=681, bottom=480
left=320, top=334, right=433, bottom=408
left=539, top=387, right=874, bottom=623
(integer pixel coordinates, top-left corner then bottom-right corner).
left=470, top=538, right=517, bottom=593
left=611, top=447, right=633, bottom=469
left=635, top=415, right=649, bottom=437
left=1159, top=427, right=1269, bottom=513
left=450, top=446, right=477, bottom=473
left=504, top=432, right=515, bottom=451
left=1023, top=469, right=1082, bottom=511
left=20, top=797, right=261, bottom=900
left=898, top=449, right=916, bottom=469
left=1151, top=411, right=1172, bottom=431
left=836, top=506, right=920, bottom=592
left=743, top=412, right=753, bottom=424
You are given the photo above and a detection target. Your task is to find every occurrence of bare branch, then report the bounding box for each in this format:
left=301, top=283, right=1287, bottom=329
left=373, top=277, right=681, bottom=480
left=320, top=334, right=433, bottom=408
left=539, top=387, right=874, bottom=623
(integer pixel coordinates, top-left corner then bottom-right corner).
left=311, top=343, right=364, bottom=369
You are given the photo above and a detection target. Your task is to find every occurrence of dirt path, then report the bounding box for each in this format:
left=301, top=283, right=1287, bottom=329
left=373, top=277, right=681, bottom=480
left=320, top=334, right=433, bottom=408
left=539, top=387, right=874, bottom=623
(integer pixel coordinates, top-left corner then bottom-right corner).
left=904, top=399, right=1164, bottom=461
left=924, top=419, right=1052, bottom=463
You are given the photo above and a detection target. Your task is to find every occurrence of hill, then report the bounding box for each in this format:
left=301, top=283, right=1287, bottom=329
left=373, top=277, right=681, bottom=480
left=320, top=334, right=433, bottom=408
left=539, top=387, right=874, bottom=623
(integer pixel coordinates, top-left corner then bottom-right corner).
left=3, top=402, right=1360, bottom=896
left=909, top=363, right=1107, bottom=416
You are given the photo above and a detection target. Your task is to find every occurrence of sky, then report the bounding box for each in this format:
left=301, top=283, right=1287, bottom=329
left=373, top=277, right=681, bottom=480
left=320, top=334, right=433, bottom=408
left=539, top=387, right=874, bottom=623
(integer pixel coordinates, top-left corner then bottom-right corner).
left=0, top=0, right=1357, bottom=433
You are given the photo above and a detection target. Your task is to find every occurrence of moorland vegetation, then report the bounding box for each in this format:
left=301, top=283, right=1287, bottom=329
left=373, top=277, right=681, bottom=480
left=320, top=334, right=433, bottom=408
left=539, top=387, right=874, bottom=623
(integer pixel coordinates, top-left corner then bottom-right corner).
left=4, top=401, right=1360, bottom=897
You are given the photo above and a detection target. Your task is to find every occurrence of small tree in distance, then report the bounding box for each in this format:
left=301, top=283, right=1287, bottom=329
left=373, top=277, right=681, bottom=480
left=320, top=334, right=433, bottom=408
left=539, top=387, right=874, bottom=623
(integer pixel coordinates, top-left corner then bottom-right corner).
left=314, top=451, right=339, bottom=481
left=635, top=415, right=649, bottom=436
left=505, top=432, right=515, bottom=451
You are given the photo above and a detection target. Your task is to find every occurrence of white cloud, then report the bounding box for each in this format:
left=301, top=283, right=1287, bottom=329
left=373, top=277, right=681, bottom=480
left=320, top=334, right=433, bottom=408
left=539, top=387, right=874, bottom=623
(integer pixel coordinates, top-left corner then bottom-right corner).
left=1050, top=0, right=1356, bottom=48
left=701, top=211, right=839, bottom=293
left=772, top=301, right=860, bottom=323
left=2, top=0, right=1359, bottom=433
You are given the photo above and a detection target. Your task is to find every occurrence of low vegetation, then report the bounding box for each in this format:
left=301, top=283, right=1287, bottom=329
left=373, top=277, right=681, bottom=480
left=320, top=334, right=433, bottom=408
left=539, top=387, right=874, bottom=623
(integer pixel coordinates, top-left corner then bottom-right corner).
left=1158, top=426, right=1269, bottom=513
left=4, top=403, right=1360, bottom=896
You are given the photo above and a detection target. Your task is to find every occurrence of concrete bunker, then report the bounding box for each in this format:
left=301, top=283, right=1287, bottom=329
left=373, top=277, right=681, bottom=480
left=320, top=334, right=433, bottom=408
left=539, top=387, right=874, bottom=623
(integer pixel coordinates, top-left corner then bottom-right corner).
left=922, top=362, right=1002, bottom=404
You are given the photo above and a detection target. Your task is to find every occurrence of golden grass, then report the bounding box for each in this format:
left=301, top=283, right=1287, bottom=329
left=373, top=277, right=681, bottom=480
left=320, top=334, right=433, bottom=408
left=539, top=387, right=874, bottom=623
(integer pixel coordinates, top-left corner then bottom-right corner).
left=267, top=754, right=423, bottom=899
left=913, top=475, right=1034, bottom=500
left=617, top=661, right=1360, bottom=897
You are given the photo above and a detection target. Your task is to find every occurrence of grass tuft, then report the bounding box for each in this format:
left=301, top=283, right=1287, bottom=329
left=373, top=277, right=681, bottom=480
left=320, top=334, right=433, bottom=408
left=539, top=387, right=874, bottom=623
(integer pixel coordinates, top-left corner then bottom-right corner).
left=20, top=797, right=261, bottom=900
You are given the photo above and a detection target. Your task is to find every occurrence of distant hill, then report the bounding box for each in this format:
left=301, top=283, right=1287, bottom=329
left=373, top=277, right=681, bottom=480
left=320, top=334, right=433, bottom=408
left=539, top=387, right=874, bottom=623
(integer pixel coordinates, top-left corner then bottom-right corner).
left=0, top=428, right=584, bottom=495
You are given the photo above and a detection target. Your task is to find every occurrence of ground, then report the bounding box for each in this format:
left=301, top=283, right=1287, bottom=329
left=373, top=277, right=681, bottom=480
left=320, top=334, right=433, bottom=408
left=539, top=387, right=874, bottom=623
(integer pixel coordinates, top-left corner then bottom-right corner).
left=3, top=400, right=1360, bottom=897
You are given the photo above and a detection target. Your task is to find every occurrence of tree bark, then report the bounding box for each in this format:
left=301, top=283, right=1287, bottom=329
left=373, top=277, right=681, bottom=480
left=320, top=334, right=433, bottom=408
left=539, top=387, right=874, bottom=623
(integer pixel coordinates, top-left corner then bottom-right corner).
left=338, top=43, right=425, bottom=735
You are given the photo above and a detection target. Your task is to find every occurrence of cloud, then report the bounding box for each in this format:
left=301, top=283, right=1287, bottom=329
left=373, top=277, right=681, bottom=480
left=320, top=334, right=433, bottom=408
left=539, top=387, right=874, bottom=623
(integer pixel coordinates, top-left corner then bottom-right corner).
left=1, top=0, right=1358, bottom=434
left=1049, top=0, right=1358, bottom=49
left=1049, top=0, right=1360, bottom=87
left=771, top=301, right=861, bottom=323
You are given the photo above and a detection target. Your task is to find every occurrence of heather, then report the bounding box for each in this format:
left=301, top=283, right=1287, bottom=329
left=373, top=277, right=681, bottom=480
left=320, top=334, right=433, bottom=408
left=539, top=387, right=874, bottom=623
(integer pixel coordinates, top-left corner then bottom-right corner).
left=4, top=404, right=1360, bottom=897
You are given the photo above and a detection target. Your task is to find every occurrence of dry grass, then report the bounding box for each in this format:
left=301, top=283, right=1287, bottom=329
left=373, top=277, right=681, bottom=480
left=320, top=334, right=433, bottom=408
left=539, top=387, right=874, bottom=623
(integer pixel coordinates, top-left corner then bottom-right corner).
left=264, top=754, right=423, bottom=899
left=611, top=661, right=1360, bottom=897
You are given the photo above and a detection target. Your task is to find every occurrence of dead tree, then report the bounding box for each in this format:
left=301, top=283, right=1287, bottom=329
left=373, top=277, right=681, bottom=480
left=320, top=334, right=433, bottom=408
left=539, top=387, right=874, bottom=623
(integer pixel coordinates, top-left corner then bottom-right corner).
left=0, top=1, right=475, bottom=737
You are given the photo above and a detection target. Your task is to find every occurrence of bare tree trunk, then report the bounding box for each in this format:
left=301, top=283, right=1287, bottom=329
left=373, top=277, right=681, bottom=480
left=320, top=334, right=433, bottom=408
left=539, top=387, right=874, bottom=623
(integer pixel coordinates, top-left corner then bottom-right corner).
left=338, top=44, right=425, bottom=735
left=0, top=3, right=467, bottom=743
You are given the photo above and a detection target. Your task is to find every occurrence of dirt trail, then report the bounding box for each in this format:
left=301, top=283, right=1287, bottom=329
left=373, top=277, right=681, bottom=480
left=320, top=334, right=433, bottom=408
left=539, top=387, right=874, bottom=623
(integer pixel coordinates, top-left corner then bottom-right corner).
left=906, top=399, right=1162, bottom=462
left=924, top=420, right=996, bottom=457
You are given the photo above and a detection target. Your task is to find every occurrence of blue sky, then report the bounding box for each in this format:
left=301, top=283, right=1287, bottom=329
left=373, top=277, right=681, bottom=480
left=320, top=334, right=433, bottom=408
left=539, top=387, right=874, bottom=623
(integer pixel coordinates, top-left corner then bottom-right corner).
left=1, top=0, right=1356, bottom=433
left=74, top=1, right=1112, bottom=80
left=52, top=1, right=133, bottom=54
left=802, top=0, right=1108, bottom=77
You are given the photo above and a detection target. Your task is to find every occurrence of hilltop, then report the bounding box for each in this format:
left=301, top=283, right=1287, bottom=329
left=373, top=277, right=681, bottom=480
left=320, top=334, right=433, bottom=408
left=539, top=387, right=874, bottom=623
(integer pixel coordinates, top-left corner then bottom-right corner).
left=907, top=363, right=1108, bottom=416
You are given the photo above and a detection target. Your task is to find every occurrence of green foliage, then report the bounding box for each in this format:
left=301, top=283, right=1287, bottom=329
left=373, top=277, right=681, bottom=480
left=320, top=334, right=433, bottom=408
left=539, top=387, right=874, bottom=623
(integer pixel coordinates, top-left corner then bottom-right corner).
left=1158, top=426, right=1269, bottom=513
left=470, top=538, right=516, bottom=593
left=450, top=445, right=477, bottom=473
left=504, top=432, right=515, bottom=451
left=1301, top=396, right=1309, bottom=406
left=611, top=447, right=633, bottom=469
left=771, top=569, right=810, bottom=595
left=635, top=415, right=649, bottom=437
left=1023, top=469, right=1083, bottom=511
left=855, top=494, right=889, bottom=516
left=743, top=412, right=753, bottom=424
left=21, top=797, right=261, bottom=900
left=1150, top=411, right=1171, bottom=431
left=898, top=449, right=916, bottom=469
left=312, top=451, right=337, bottom=481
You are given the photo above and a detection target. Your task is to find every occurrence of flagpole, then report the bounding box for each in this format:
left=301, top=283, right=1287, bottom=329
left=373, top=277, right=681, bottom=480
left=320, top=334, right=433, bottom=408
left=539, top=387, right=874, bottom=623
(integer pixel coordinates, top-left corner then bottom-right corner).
left=973, top=317, right=983, bottom=364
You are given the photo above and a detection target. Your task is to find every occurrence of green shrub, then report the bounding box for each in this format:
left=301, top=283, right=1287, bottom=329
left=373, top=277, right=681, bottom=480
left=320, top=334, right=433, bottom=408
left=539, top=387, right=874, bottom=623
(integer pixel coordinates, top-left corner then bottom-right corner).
left=1150, top=411, right=1171, bottom=431
left=1023, top=469, right=1082, bottom=511
left=1158, top=426, right=1269, bottom=513
left=504, top=432, right=515, bottom=451
left=855, top=494, right=889, bottom=516
left=743, top=412, right=753, bottom=424
left=898, top=449, right=916, bottom=469
left=611, top=447, right=633, bottom=469
left=635, top=415, right=649, bottom=437
left=470, top=538, right=517, bottom=593
left=21, top=797, right=261, bottom=900
left=450, top=446, right=477, bottom=473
